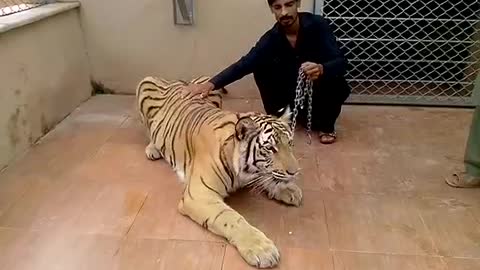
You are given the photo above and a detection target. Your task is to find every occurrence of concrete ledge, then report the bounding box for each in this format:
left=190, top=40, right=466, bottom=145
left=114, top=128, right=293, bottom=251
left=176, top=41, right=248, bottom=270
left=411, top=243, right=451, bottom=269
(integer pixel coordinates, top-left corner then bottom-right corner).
left=0, top=2, right=80, bottom=33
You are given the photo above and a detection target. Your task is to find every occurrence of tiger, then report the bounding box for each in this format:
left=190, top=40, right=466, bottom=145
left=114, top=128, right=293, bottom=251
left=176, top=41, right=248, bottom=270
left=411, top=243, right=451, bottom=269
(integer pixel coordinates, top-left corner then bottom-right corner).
left=135, top=75, right=302, bottom=268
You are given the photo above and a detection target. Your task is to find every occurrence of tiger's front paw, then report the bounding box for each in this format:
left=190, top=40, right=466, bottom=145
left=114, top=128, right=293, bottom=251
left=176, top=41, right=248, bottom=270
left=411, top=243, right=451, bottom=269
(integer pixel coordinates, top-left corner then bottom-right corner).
left=145, top=143, right=161, bottom=160
left=235, top=229, right=280, bottom=268
left=272, top=182, right=303, bottom=207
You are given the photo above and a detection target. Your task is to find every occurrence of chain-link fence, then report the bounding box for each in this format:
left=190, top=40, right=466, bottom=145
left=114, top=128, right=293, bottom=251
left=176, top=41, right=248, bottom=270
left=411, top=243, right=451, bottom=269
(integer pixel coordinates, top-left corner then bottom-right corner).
left=0, top=0, right=50, bottom=17
left=316, top=0, right=480, bottom=106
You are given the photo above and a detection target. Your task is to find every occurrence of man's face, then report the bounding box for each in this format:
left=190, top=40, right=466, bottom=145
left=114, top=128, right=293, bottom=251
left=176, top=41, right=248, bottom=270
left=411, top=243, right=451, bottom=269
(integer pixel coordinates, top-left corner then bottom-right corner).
left=269, top=0, right=300, bottom=27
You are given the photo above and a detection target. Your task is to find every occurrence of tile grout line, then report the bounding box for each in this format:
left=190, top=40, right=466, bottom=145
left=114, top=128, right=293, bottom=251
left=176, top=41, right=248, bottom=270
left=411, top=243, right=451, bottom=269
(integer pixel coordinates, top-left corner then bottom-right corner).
left=331, top=247, right=337, bottom=270
left=322, top=198, right=333, bottom=251
left=47, top=115, right=131, bottom=186
left=413, top=196, right=442, bottom=257
left=323, top=192, right=335, bottom=269
left=74, top=115, right=130, bottom=172
left=0, top=179, right=38, bottom=224
left=113, top=191, right=149, bottom=257
left=467, top=208, right=480, bottom=227
left=332, top=248, right=480, bottom=261
left=124, top=192, right=149, bottom=238
left=220, top=242, right=227, bottom=270
left=313, top=151, right=334, bottom=269
left=439, top=257, right=450, bottom=270
left=331, top=248, right=446, bottom=258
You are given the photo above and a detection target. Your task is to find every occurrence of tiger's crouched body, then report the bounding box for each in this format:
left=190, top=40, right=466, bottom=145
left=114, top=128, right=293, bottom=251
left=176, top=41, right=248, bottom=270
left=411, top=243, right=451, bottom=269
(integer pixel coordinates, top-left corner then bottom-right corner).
left=136, top=75, right=302, bottom=268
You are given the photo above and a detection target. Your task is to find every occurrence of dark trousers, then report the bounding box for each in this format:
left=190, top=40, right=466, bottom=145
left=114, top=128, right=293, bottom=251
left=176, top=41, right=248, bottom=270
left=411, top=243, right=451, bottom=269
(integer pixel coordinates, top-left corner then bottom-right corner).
left=254, top=74, right=351, bottom=133
left=465, top=105, right=480, bottom=177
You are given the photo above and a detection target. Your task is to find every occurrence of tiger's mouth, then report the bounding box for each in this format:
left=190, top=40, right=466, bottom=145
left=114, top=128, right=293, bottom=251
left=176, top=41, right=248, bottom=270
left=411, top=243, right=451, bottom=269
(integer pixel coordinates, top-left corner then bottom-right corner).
left=244, top=170, right=297, bottom=194
left=272, top=169, right=298, bottom=182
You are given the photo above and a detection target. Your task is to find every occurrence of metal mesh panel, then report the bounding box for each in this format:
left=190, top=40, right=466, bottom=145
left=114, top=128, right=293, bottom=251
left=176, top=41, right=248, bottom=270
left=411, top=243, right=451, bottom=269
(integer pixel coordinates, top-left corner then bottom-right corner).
left=318, top=0, right=480, bottom=106
left=0, top=0, right=49, bottom=17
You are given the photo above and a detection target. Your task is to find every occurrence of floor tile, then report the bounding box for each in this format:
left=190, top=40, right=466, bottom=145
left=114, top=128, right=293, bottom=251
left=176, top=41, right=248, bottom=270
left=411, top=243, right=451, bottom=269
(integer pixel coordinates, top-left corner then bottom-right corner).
left=107, top=116, right=149, bottom=145
left=0, top=179, right=80, bottom=230
left=3, top=126, right=116, bottom=184
left=0, top=170, right=32, bottom=219
left=415, top=196, right=480, bottom=258
left=114, top=238, right=225, bottom=270
left=310, top=150, right=403, bottom=194
left=0, top=227, right=122, bottom=270
left=324, top=193, right=437, bottom=255
left=113, top=237, right=170, bottom=270
left=70, top=142, right=178, bottom=185
left=333, top=251, right=447, bottom=270
left=444, top=258, right=480, bottom=270
left=273, top=191, right=330, bottom=249
left=157, top=240, right=225, bottom=270
left=127, top=184, right=182, bottom=239
left=70, top=94, right=134, bottom=117
left=0, top=176, right=148, bottom=233
left=71, top=181, right=149, bottom=236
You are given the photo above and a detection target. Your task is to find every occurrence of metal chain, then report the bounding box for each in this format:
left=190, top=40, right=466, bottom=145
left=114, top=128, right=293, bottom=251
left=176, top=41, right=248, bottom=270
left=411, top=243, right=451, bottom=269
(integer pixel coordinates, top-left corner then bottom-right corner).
left=290, top=68, right=314, bottom=144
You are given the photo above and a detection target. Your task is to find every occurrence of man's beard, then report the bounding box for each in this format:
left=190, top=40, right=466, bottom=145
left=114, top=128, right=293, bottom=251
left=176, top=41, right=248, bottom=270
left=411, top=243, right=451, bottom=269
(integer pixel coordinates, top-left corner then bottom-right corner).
left=279, top=15, right=297, bottom=27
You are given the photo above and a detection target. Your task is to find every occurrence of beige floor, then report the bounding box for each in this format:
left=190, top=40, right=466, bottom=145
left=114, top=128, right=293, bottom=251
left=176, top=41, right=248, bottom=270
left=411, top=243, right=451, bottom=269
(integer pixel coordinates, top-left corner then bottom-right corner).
left=0, top=94, right=479, bottom=270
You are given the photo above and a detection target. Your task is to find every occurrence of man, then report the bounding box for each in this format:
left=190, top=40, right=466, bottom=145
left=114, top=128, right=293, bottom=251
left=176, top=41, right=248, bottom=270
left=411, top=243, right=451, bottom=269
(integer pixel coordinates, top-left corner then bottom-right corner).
left=445, top=72, right=480, bottom=188
left=183, top=0, right=351, bottom=144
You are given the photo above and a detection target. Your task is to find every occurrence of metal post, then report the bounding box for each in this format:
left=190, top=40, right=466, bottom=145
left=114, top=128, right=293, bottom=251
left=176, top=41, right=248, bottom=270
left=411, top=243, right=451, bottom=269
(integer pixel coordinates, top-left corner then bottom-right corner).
left=314, top=0, right=324, bottom=15
left=173, top=0, right=194, bottom=25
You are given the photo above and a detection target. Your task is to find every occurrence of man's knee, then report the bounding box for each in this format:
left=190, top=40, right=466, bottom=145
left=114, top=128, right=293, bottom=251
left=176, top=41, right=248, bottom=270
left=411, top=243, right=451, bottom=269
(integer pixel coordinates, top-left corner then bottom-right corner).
left=314, top=78, right=351, bottom=102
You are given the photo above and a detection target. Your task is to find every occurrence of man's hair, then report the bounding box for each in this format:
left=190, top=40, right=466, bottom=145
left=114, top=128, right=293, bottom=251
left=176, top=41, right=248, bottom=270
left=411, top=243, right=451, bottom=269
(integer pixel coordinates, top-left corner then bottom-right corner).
left=267, top=0, right=298, bottom=6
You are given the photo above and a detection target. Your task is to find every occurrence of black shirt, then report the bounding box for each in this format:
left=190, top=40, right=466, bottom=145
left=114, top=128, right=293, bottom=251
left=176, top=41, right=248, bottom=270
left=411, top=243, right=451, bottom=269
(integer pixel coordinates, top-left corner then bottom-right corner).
left=209, top=12, right=348, bottom=93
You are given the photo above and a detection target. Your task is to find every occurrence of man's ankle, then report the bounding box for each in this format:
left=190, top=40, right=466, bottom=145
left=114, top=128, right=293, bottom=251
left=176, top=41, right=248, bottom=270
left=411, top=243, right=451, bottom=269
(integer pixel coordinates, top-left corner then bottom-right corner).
left=465, top=164, right=480, bottom=180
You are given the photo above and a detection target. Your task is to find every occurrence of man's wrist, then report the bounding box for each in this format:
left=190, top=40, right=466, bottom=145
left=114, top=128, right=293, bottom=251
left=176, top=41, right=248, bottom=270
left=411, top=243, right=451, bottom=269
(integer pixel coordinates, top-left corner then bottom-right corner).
left=206, top=80, right=217, bottom=90
left=207, top=81, right=215, bottom=90
left=318, top=63, right=324, bottom=76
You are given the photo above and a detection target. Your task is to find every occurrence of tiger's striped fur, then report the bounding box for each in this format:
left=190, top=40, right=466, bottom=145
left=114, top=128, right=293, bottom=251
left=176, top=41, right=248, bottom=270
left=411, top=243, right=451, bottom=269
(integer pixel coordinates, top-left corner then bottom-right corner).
left=135, top=75, right=302, bottom=268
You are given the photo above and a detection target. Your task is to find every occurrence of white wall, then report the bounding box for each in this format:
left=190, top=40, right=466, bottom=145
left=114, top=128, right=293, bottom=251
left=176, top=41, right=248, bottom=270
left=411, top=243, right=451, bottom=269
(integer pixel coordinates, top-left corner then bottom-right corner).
left=65, top=0, right=314, bottom=97
left=0, top=8, right=91, bottom=169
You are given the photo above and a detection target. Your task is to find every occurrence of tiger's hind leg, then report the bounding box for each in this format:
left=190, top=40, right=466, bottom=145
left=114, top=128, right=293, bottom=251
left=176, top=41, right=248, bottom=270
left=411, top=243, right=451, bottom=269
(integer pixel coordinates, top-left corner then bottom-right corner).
left=178, top=175, right=280, bottom=268
left=265, top=182, right=303, bottom=207
left=145, top=142, right=162, bottom=160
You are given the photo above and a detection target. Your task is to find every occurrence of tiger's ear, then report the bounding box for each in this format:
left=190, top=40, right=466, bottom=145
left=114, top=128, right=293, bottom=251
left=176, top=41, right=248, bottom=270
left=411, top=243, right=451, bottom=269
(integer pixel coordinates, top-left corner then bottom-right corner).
left=235, top=116, right=257, bottom=141
left=278, top=106, right=292, bottom=124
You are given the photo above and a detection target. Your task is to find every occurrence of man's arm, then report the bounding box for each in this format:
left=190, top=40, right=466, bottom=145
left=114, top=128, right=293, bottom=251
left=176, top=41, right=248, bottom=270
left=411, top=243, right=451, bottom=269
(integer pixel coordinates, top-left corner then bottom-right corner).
left=208, top=34, right=270, bottom=90
left=314, top=17, right=348, bottom=80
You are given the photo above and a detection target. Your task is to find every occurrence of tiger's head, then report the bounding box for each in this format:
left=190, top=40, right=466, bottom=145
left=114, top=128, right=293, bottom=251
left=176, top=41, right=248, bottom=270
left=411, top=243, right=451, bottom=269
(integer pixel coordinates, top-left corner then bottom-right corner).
left=234, top=107, right=300, bottom=192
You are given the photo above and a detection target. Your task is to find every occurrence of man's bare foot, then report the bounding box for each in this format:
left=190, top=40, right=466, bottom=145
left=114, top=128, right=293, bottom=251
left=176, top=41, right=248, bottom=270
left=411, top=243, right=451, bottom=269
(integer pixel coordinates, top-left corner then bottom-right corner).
left=319, top=131, right=336, bottom=144
left=445, top=170, right=480, bottom=188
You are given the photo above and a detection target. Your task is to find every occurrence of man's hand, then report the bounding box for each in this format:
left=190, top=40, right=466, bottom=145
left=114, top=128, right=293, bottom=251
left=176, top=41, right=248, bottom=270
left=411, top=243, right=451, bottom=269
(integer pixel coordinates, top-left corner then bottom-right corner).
left=181, top=82, right=215, bottom=99
left=301, top=62, right=323, bottom=81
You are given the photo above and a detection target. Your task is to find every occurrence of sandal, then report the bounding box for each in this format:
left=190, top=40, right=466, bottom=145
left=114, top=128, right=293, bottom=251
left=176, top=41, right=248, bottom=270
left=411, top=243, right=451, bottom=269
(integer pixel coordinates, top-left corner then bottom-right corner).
left=319, top=131, right=337, bottom=144
left=445, top=171, right=480, bottom=188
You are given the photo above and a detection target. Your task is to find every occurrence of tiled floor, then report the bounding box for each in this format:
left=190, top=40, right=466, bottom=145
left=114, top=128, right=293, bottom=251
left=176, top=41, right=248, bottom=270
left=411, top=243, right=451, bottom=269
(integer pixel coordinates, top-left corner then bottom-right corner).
left=0, top=94, right=479, bottom=269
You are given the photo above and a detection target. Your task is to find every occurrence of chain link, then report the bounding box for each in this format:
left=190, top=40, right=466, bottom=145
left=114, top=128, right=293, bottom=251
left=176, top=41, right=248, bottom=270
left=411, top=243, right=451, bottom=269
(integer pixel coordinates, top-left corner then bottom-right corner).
left=322, top=0, right=479, bottom=106
left=290, top=68, right=314, bottom=144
